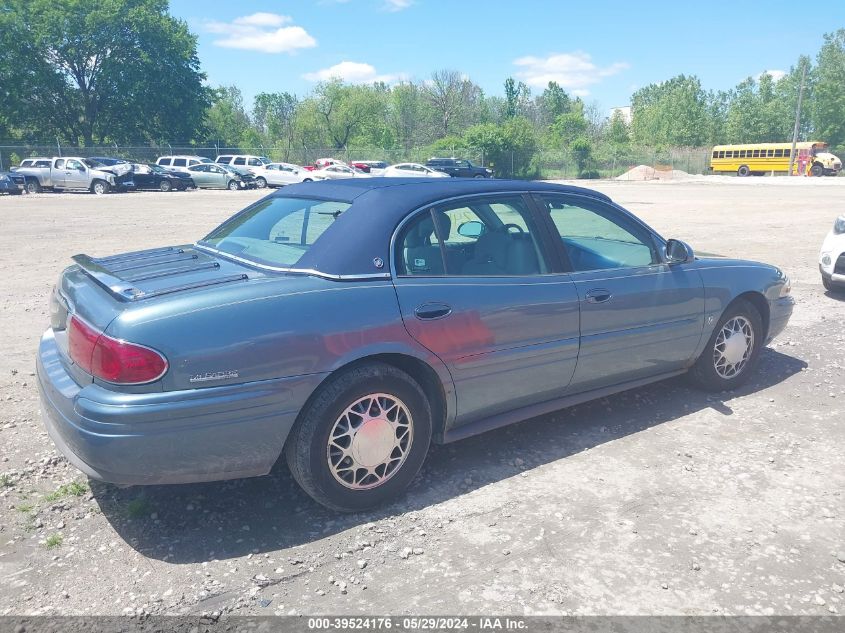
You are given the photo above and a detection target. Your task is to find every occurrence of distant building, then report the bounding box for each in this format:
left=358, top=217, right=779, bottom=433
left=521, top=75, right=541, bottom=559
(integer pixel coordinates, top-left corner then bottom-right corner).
left=609, top=106, right=632, bottom=124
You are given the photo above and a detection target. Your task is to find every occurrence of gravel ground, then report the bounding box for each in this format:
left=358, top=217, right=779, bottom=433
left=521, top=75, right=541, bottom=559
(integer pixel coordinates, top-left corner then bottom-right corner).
left=0, top=180, right=843, bottom=617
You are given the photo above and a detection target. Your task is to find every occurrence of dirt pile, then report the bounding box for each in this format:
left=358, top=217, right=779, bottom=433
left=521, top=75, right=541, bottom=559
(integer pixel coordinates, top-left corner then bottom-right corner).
left=616, top=165, right=693, bottom=181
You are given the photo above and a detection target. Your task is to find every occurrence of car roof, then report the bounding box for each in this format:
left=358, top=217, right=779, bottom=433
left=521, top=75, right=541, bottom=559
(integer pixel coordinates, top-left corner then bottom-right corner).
left=258, top=178, right=613, bottom=278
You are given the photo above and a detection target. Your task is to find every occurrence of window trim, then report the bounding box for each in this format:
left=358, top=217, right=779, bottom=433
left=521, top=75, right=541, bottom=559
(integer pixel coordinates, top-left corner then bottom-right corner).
left=391, top=192, right=563, bottom=279
left=530, top=192, right=664, bottom=273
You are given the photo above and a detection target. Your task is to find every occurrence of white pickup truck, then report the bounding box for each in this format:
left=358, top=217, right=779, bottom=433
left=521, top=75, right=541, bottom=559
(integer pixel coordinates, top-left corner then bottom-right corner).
left=14, top=157, right=134, bottom=194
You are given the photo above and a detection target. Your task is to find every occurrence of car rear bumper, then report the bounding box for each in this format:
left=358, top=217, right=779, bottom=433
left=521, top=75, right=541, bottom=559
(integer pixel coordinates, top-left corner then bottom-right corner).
left=766, top=296, right=794, bottom=343
left=37, top=329, right=326, bottom=485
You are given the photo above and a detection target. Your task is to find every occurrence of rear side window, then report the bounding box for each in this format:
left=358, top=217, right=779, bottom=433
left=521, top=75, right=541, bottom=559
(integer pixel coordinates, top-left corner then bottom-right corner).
left=396, top=196, right=547, bottom=276
left=248, top=158, right=261, bottom=166
left=173, top=158, right=187, bottom=167
left=158, top=158, right=171, bottom=166
left=217, top=156, right=232, bottom=164
left=201, top=197, right=351, bottom=268
left=233, top=157, right=246, bottom=165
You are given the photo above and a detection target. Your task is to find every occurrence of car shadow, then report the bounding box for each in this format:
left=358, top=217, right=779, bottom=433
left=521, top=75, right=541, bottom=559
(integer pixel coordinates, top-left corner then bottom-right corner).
left=823, top=289, right=845, bottom=302
left=91, top=348, right=806, bottom=564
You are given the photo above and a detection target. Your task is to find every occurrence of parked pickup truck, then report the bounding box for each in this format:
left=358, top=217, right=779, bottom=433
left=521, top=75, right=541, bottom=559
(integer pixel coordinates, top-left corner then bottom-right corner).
left=15, top=157, right=134, bottom=194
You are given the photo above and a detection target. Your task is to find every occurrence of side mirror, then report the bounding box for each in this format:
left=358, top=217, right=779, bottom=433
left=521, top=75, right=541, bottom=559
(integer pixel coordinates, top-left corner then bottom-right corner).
left=665, top=239, right=694, bottom=264
left=458, top=220, right=484, bottom=238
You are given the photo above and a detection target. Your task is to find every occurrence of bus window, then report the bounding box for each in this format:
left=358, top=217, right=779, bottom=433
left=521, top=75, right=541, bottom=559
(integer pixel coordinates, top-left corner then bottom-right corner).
left=752, top=150, right=760, bottom=157
left=784, top=148, right=791, bottom=157
left=739, top=150, right=746, bottom=158
left=718, top=151, right=725, bottom=159
left=712, top=151, right=718, bottom=158
left=774, top=149, right=783, bottom=157
left=766, top=150, right=774, bottom=157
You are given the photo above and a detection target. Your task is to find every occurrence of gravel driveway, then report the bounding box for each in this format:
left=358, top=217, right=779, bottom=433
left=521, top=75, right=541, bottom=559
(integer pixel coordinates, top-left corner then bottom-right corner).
left=0, top=180, right=843, bottom=617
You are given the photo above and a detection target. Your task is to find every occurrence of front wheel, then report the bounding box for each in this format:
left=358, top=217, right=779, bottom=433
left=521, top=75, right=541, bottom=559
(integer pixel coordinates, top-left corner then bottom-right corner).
left=227, top=179, right=240, bottom=191
left=255, top=177, right=267, bottom=189
left=810, top=163, right=824, bottom=177
left=284, top=363, right=432, bottom=512
left=688, top=299, right=763, bottom=391
left=91, top=180, right=109, bottom=195
left=159, top=179, right=172, bottom=192
left=26, top=179, right=41, bottom=194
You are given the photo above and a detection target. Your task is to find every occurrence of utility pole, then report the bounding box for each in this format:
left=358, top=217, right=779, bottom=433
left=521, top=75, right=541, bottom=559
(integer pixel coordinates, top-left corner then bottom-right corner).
left=788, top=60, right=808, bottom=176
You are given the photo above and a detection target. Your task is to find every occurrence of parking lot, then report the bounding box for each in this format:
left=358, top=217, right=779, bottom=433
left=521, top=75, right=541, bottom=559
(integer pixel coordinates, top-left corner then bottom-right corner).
left=0, top=179, right=843, bottom=616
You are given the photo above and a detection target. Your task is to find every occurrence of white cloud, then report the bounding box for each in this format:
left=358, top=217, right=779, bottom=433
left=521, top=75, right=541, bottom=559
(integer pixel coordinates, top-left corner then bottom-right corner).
left=384, top=0, right=413, bottom=11
left=303, top=61, right=406, bottom=84
left=205, top=13, right=316, bottom=54
left=513, top=51, right=629, bottom=94
left=760, top=69, right=787, bottom=82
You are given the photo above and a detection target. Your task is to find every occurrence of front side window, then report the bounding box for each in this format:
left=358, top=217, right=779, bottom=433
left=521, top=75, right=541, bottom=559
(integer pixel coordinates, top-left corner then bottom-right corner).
left=54, top=159, right=65, bottom=169
left=158, top=158, right=171, bottom=166
left=396, top=196, right=547, bottom=276
left=233, top=157, right=246, bottom=165
left=201, top=197, right=350, bottom=268
left=537, top=196, right=657, bottom=272
left=66, top=159, right=82, bottom=170
left=173, top=158, right=187, bottom=167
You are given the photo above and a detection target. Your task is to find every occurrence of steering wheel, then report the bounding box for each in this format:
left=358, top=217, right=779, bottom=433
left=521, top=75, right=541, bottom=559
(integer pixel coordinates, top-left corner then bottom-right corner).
left=501, top=223, right=525, bottom=234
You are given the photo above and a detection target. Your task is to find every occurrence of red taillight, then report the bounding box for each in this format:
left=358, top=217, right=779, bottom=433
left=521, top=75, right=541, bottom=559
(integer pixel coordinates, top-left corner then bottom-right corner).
left=68, top=315, right=168, bottom=384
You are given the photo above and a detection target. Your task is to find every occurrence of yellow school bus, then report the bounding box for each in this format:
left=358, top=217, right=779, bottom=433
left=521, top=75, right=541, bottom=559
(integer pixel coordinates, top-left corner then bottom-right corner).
left=709, top=141, right=841, bottom=177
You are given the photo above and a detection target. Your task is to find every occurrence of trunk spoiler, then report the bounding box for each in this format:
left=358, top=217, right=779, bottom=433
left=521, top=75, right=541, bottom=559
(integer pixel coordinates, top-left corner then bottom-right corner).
left=72, top=247, right=248, bottom=301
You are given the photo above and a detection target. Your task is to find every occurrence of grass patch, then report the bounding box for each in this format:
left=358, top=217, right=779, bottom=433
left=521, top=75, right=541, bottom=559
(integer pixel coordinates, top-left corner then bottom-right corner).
left=45, top=533, right=63, bottom=549
left=0, top=474, right=13, bottom=488
left=126, top=497, right=153, bottom=519
left=44, top=481, right=88, bottom=502
left=17, top=503, right=34, bottom=514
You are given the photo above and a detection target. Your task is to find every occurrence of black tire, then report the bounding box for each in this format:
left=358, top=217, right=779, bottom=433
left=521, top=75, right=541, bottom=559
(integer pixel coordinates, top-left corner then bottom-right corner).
left=810, top=163, right=824, bottom=177
left=255, top=177, right=267, bottom=189
left=284, top=363, right=432, bottom=512
left=91, top=180, right=109, bottom=195
left=25, top=179, right=41, bottom=194
left=822, top=276, right=833, bottom=291
left=302, top=178, right=313, bottom=182
left=737, top=165, right=750, bottom=177
left=473, top=174, right=485, bottom=179
left=227, top=179, right=240, bottom=191
left=159, top=179, right=172, bottom=192
left=688, top=298, right=763, bottom=392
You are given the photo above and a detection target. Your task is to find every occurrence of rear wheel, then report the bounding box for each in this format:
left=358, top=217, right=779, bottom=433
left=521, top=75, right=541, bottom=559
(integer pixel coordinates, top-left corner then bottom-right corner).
left=285, top=363, right=432, bottom=512
left=227, top=179, right=240, bottom=191
left=25, top=179, right=41, bottom=194
left=810, top=163, right=824, bottom=177
left=255, top=177, right=267, bottom=189
left=688, top=299, right=763, bottom=391
left=91, top=180, right=109, bottom=195
left=737, top=165, right=750, bottom=177
left=473, top=174, right=485, bottom=179
left=302, top=178, right=313, bottom=182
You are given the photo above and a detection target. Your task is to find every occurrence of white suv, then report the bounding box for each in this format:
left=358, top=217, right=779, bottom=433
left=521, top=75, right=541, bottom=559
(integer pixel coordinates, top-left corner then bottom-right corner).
left=215, top=155, right=271, bottom=176
left=156, top=155, right=214, bottom=173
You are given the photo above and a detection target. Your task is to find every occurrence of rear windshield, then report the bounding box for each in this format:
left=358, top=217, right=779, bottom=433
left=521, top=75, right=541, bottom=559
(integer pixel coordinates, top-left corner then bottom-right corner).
left=200, top=197, right=350, bottom=268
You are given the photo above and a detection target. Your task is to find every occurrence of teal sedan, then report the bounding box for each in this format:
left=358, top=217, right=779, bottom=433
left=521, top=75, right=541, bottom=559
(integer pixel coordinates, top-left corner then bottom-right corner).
left=186, top=163, right=245, bottom=190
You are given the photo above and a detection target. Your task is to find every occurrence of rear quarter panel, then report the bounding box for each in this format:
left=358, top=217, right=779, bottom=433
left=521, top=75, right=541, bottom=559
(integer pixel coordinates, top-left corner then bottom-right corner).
left=103, top=277, right=453, bottom=401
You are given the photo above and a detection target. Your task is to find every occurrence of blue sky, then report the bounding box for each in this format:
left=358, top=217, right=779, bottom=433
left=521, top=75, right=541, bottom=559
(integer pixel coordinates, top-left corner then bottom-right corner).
left=170, top=0, right=844, bottom=114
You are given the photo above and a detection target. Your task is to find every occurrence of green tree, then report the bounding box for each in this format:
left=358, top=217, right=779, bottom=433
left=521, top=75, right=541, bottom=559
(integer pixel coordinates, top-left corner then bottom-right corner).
left=811, top=29, right=845, bottom=149
left=607, top=110, right=630, bottom=148
left=630, top=75, right=709, bottom=146
left=205, top=86, right=251, bottom=147
left=570, top=137, right=593, bottom=175
left=0, top=0, right=209, bottom=144
left=253, top=92, right=298, bottom=154
left=537, top=82, right=571, bottom=128
left=551, top=110, right=588, bottom=147
left=313, top=81, right=384, bottom=149
left=463, top=117, right=537, bottom=178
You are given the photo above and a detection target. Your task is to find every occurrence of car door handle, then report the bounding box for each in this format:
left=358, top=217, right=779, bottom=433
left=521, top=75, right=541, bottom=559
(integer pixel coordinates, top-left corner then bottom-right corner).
left=585, top=288, right=612, bottom=304
left=414, top=302, right=452, bottom=320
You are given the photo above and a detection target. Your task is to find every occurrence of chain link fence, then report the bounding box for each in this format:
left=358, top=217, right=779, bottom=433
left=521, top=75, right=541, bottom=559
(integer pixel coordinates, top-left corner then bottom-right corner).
left=0, top=142, right=711, bottom=180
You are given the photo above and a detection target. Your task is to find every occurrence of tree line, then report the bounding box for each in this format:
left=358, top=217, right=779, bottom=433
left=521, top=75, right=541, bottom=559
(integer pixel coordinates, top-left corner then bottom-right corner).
left=1, top=1, right=843, bottom=177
